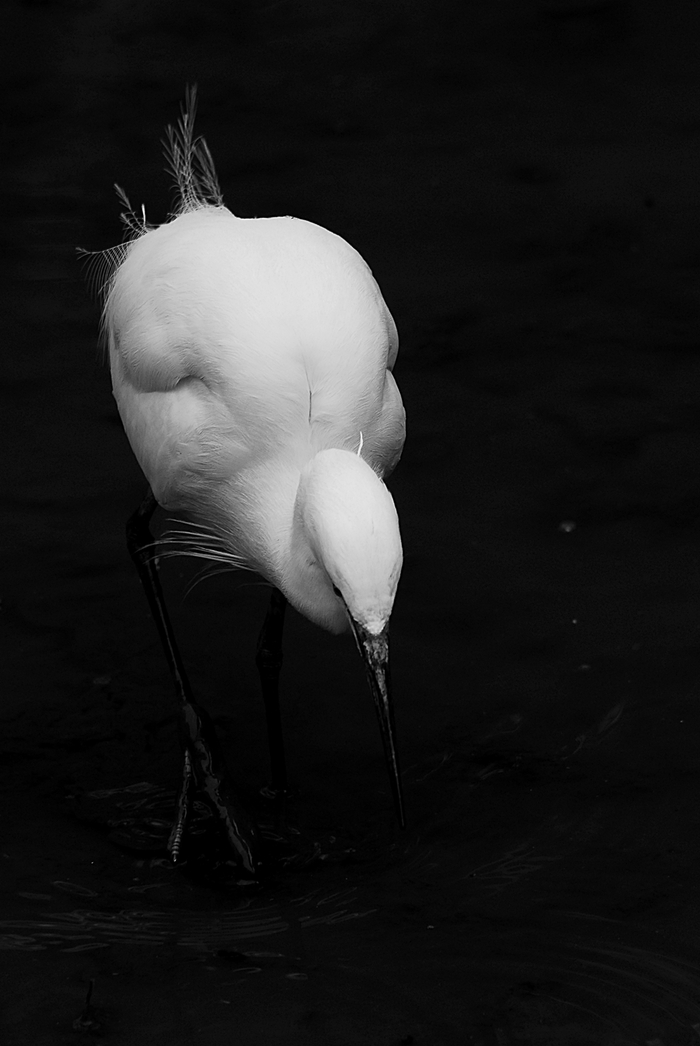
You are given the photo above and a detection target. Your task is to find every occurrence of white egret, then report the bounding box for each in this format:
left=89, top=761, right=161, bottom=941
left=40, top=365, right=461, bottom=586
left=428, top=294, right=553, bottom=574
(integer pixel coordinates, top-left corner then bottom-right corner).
left=88, top=89, right=406, bottom=877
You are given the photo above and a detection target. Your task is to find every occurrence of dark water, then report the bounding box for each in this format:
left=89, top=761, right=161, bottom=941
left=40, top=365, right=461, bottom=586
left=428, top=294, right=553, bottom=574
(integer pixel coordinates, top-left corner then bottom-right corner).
left=4, top=1, right=700, bottom=1042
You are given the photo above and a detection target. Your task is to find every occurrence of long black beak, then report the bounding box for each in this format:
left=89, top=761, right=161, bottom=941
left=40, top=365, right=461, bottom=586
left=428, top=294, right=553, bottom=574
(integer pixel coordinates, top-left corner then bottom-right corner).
left=348, top=618, right=405, bottom=828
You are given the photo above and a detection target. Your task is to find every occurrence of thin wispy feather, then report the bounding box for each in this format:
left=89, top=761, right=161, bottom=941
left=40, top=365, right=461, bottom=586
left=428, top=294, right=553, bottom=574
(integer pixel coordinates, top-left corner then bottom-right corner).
left=165, top=84, right=224, bottom=215
left=113, top=184, right=152, bottom=239
left=77, top=83, right=221, bottom=314
left=181, top=563, right=238, bottom=599
left=150, top=521, right=258, bottom=600
left=76, top=181, right=150, bottom=317
left=77, top=239, right=133, bottom=308
left=151, top=519, right=252, bottom=573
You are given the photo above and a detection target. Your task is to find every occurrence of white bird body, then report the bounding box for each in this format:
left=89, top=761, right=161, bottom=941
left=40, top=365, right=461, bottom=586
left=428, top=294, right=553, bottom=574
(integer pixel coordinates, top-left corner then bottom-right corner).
left=105, top=205, right=405, bottom=636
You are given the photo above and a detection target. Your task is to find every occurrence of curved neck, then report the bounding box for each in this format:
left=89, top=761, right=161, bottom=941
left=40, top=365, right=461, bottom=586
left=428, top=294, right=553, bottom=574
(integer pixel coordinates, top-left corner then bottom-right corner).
left=283, top=484, right=349, bottom=634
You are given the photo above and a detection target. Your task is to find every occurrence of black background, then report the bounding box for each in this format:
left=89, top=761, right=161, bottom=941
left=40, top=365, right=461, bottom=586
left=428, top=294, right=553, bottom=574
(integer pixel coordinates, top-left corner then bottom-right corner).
left=4, top=1, right=700, bottom=1042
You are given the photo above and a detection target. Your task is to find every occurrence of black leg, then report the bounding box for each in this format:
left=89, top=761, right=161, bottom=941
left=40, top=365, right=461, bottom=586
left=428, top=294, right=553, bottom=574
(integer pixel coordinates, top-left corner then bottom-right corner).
left=126, top=489, right=260, bottom=876
left=255, top=588, right=288, bottom=797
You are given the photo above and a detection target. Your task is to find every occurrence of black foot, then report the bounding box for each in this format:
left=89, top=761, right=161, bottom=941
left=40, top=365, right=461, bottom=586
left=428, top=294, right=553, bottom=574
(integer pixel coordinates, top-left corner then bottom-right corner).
left=169, top=745, right=261, bottom=883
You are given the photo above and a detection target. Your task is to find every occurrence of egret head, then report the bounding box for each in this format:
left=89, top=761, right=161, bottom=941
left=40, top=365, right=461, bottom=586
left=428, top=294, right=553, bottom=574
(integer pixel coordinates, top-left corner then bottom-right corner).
left=295, top=448, right=404, bottom=826
left=299, top=449, right=401, bottom=628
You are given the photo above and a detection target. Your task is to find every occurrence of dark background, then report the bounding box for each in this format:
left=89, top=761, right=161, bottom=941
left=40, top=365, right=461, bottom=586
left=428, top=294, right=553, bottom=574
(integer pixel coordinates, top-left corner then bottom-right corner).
left=4, top=0, right=700, bottom=1042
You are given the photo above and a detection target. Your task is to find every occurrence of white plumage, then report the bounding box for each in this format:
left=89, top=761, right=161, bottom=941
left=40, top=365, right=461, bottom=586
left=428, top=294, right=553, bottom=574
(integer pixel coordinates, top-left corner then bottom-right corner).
left=106, top=205, right=404, bottom=634
left=93, top=91, right=406, bottom=868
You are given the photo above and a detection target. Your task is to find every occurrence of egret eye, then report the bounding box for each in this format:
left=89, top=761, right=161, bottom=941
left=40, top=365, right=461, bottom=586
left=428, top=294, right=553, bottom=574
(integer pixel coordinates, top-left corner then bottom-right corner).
left=332, top=584, right=342, bottom=598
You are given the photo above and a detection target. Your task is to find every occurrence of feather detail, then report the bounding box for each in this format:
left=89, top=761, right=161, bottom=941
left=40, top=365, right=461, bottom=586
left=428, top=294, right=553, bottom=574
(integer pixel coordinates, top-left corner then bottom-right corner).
left=164, top=84, right=224, bottom=215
